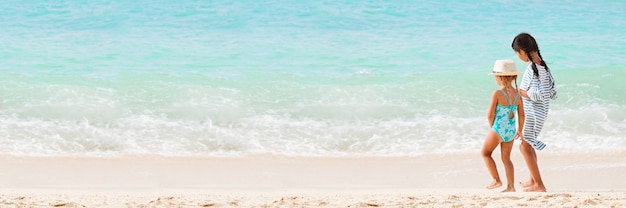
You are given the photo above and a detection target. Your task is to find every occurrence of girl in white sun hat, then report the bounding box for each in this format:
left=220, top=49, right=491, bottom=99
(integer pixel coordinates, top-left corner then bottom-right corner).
left=481, top=59, right=525, bottom=192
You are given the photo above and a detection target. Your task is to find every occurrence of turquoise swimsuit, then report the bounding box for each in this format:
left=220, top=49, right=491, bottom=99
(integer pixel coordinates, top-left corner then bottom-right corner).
left=492, top=89, right=519, bottom=143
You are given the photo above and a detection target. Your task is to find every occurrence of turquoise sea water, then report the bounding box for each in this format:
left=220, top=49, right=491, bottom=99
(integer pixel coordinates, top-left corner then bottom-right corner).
left=0, top=1, right=625, bottom=156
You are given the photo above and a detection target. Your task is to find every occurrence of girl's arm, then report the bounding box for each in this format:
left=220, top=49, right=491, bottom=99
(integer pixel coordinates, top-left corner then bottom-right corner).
left=487, top=90, right=498, bottom=127
left=516, top=95, right=525, bottom=140
left=518, top=89, right=529, bottom=98
left=520, top=86, right=544, bottom=101
left=518, top=66, right=544, bottom=101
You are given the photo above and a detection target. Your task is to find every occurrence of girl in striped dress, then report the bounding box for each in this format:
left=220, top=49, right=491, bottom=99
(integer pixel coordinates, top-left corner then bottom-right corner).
left=512, top=33, right=558, bottom=192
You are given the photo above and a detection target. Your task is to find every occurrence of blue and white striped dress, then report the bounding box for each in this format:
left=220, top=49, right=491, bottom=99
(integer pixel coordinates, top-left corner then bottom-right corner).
left=520, top=63, right=557, bottom=150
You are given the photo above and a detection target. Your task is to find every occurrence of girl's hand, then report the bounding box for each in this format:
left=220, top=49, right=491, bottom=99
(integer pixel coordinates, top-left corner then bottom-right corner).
left=518, top=89, right=529, bottom=98
left=515, top=132, right=523, bottom=140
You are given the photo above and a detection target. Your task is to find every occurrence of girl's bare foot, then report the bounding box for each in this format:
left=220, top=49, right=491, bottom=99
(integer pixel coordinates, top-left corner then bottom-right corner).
left=487, top=181, right=502, bottom=189
left=523, top=185, right=546, bottom=192
left=520, top=180, right=534, bottom=188
left=501, top=187, right=516, bottom=192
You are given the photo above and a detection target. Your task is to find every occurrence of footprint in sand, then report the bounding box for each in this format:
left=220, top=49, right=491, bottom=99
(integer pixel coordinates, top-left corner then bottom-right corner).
left=199, top=201, right=216, bottom=207
left=363, top=202, right=382, bottom=207
left=583, top=198, right=598, bottom=205
left=544, top=193, right=572, bottom=198
left=50, top=202, right=86, bottom=208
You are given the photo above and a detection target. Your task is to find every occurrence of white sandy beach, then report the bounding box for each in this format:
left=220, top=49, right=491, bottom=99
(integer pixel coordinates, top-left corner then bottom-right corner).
left=2, top=190, right=624, bottom=207
left=1, top=152, right=625, bottom=207
left=3, top=0, right=626, bottom=207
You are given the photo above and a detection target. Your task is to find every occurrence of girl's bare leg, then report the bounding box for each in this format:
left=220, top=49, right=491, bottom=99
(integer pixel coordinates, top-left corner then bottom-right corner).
left=520, top=147, right=537, bottom=188
left=482, top=130, right=502, bottom=189
left=519, top=140, right=546, bottom=192
left=500, top=141, right=515, bottom=192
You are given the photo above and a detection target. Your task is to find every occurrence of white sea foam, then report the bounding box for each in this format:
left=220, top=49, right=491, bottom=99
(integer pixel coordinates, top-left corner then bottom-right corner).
left=0, top=103, right=624, bottom=157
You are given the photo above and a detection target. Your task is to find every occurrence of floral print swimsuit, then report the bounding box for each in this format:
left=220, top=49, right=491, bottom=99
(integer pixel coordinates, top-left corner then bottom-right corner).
left=492, top=89, right=519, bottom=143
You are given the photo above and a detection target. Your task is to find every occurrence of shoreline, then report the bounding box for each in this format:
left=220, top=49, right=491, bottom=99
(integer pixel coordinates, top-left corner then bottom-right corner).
left=1, top=152, right=625, bottom=207
left=1, top=152, right=625, bottom=190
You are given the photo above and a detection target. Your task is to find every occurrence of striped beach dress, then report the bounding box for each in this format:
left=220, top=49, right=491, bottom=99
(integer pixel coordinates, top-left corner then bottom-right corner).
left=520, top=63, right=557, bottom=150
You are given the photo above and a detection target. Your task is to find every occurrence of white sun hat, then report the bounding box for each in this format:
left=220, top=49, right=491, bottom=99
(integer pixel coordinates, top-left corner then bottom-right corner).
left=488, top=59, right=519, bottom=76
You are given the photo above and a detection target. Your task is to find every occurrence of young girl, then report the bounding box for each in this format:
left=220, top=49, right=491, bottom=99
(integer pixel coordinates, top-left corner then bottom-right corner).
left=512, top=33, right=557, bottom=192
left=481, top=59, right=524, bottom=192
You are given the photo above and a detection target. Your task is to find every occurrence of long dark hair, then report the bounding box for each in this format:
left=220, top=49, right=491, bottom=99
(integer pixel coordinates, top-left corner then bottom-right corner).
left=511, top=33, right=549, bottom=77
